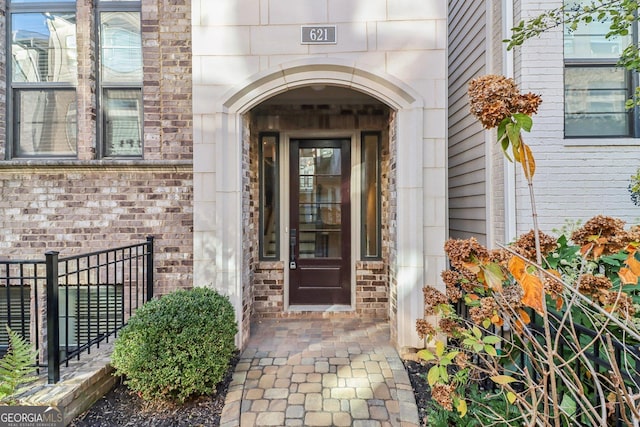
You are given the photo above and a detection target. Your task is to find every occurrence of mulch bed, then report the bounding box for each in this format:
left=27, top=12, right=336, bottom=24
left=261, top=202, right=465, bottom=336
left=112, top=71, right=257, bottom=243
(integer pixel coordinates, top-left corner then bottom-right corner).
left=403, top=359, right=430, bottom=427
left=70, top=355, right=239, bottom=427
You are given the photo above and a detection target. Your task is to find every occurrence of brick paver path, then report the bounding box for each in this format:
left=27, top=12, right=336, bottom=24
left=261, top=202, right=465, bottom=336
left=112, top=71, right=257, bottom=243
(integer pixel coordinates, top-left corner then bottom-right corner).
left=220, top=318, right=420, bottom=427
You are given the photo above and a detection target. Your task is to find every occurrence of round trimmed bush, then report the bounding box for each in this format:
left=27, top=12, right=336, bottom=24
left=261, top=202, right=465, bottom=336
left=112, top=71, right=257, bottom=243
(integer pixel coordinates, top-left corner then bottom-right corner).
left=111, top=288, right=238, bottom=403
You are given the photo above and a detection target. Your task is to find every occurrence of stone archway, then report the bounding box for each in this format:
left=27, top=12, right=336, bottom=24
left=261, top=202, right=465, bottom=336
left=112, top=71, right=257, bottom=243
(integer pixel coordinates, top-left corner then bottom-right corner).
left=193, top=58, right=435, bottom=349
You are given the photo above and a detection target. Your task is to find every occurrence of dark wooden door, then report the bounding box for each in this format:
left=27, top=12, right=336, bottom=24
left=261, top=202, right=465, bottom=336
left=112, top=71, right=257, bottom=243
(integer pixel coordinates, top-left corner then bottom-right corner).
left=289, top=139, right=351, bottom=305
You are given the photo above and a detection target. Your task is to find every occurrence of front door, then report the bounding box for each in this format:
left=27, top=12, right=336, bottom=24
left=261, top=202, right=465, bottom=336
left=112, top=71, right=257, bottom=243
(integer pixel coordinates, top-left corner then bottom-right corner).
left=289, top=139, right=351, bottom=305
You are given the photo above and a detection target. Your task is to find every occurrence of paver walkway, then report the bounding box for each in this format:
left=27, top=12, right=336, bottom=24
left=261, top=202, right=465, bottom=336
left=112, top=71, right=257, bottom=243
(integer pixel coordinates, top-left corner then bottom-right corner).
left=220, top=318, right=420, bottom=427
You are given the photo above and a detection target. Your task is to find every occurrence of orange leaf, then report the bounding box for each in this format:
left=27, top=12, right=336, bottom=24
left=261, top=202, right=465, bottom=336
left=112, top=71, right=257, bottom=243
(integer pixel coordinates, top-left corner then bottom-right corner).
left=518, top=308, right=531, bottom=325
left=508, top=257, right=526, bottom=281
left=555, top=296, right=564, bottom=311
left=491, top=314, right=504, bottom=327
left=518, top=143, right=536, bottom=180
left=462, top=261, right=481, bottom=274
left=521, top=274, right=544, bottom=314
left=626, top=253, right=640, bottom=276
left=592, top=244, right=604, bottom=259
left=618, top=267, right=639, bottom=285
left=580, top=243, right=593, bottom=256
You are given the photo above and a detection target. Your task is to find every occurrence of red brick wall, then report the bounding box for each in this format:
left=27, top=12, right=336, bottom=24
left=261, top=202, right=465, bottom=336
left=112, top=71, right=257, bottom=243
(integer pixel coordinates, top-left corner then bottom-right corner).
left=0, top=0, right=193, bottom=297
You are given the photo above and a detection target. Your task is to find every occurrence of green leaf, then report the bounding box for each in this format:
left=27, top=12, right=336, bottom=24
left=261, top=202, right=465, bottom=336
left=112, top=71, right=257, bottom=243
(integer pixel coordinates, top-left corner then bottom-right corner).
left=483, top=336, right=501, bottom=345
left=417, top=349, right=435, bottom=362
left=439, top=366, right=449, bottom=382
left=473, top=343, right=484, bottom=353
left=435, top=340, right=445, bottom=357
left=481, top=262, right=505, bottom=292
left=482, top=319, right=491, bottom=329
left=506, top=122, right=521, bottom=148
left=427, top=365, right=440, bottom=386
left=484, top=345, right=498, bottom=357
left=513, top=113, right=533, bottom=132
left=560, top=394, right=577, bottom=417
left=490, top=375, right=518, bottom=385
left=472, top=326, right=482, bottom=339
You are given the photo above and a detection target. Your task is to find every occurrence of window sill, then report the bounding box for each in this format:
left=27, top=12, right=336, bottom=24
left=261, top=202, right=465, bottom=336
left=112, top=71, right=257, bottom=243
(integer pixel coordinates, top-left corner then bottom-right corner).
left=564, top=138, right=638, bottom=147
left=0, top=159, right=192, bottom=171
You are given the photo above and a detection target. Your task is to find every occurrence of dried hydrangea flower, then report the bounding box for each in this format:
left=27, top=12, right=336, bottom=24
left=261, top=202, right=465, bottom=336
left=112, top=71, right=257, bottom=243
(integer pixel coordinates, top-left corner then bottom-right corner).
left=441, top=270, right=463, bottom=303
left=468, top=75, right=542, bottom=129
left=444, top=237, right=491, bottom=271
left=512, top=230, right=557, bottom=261
left=431, top=383, right=455, bottom=411
left=439, top=318, right=464, bottom=337
left=577, top=274, right=613, bottom=298
left=423, top=285, right=448, bottom=315
left=416, top=319, right=436, bottom=340
left=571, top=215, right=628, bottom=258
left=603, top=291, right=636, bottom=318
left=469, top=297, right=499, bottom=324
left=500, top=284, right=524, bottom=311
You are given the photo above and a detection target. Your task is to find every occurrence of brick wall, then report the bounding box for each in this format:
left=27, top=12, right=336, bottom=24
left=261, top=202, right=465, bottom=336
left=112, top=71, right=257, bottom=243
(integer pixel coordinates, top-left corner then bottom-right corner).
left=0, top=166, right=192, bottom=295
left=0, top=0, right=194, bottom=297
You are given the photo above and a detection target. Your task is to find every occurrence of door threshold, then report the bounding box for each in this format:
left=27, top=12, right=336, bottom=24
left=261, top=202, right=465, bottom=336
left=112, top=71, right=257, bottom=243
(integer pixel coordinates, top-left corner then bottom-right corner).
left=288, top=304, right=354, bottom=313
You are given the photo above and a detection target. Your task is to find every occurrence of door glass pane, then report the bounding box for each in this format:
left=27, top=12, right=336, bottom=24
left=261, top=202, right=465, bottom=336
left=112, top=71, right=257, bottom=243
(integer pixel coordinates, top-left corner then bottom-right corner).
left=15, top=89, right=77, bottom=157
left=12, top=13, right=77, bottom=84
left=260, top=134, right=279, bottom=259
left=298, top=147, right=342, bottom=259
left=565, top=67, right=630, bottom=137
left=100, top=12, right=142, bottom=83
left=362, top=133, right=381, bottom=258
left=103, top=89, right=142, bottom=156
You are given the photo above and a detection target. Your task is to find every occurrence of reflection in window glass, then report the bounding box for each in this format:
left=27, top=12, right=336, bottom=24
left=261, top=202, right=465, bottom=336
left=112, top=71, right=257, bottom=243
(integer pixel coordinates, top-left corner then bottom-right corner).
left=12, top=13, right=77, bottom=84
left=362, top=132, right=381, bottom=258
left=565, top=67, right=630, bottom=137
left=15, top=89, right=77, bottom=157
left=103, top=89, right=142, bottom=156
left=100, top=12, right=142, bottom=83
left=260, top=134, right=279, bottom=259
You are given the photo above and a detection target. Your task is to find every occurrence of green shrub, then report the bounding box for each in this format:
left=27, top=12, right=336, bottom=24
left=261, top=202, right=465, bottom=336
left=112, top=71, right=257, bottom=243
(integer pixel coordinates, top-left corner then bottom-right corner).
left=111, top=288, right=238, bottom=403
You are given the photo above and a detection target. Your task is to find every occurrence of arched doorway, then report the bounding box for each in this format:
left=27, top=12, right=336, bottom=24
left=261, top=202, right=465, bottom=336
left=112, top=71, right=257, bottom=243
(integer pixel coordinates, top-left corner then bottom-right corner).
left=248, top=86, right=391, bottom=314
left=193, top=59, right=433, bottom=350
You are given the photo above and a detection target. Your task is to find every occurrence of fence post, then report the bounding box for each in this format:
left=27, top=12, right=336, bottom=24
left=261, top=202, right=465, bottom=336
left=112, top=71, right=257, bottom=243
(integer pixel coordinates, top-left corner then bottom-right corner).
left=146, top=236, right=154, bottom=301
left=45, top=251, right=60, bottom=384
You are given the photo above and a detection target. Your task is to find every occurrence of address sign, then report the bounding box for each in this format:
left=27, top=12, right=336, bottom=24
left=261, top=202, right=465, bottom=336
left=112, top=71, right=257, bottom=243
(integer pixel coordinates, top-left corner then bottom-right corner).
left=301, top=25, right=337, bottom=44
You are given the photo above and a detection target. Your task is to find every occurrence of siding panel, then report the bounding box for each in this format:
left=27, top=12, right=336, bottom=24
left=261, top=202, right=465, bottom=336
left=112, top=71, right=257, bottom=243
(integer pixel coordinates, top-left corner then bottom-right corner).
left=448, top=0, right=487, bottom=244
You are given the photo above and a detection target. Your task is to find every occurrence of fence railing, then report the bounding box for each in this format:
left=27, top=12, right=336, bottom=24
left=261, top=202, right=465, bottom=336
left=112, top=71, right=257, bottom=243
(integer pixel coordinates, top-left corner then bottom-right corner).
left=456, top=300, right=640, bottom=426
left=0, top=237, right=154, bottom=384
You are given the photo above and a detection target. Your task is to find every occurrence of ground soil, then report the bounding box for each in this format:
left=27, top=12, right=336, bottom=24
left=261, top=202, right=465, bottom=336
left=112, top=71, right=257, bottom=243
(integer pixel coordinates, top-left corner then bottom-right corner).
left=403, top=360, right=430, bottom=427
left=70, top=355, right=239, bottom=427
left=71, top=356, right=431, bottom=427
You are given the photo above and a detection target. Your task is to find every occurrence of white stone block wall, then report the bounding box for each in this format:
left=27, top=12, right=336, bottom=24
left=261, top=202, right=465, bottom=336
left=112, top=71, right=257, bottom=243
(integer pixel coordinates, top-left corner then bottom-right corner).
left=510, top=0, right=640, bottom=236
left=191, top=0, right=448, bottom=348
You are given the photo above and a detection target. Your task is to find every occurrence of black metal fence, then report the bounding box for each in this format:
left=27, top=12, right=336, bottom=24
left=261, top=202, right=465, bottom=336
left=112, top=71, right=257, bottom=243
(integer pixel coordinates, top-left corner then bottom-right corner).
left=456, top=301, right=640, bottom=426
left=0, top=237, right=154, bottom=384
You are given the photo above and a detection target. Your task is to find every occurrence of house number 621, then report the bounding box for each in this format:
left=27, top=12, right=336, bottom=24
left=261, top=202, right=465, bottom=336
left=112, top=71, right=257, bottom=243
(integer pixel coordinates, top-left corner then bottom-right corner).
left=309, top=28, right=329, bottom=41
left=301, top=26, right=336, bottom=44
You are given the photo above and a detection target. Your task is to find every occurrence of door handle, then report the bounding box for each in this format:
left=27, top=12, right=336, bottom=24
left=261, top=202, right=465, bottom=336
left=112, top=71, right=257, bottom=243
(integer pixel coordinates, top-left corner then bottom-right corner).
left=289, top=229, right=297, bottom=269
